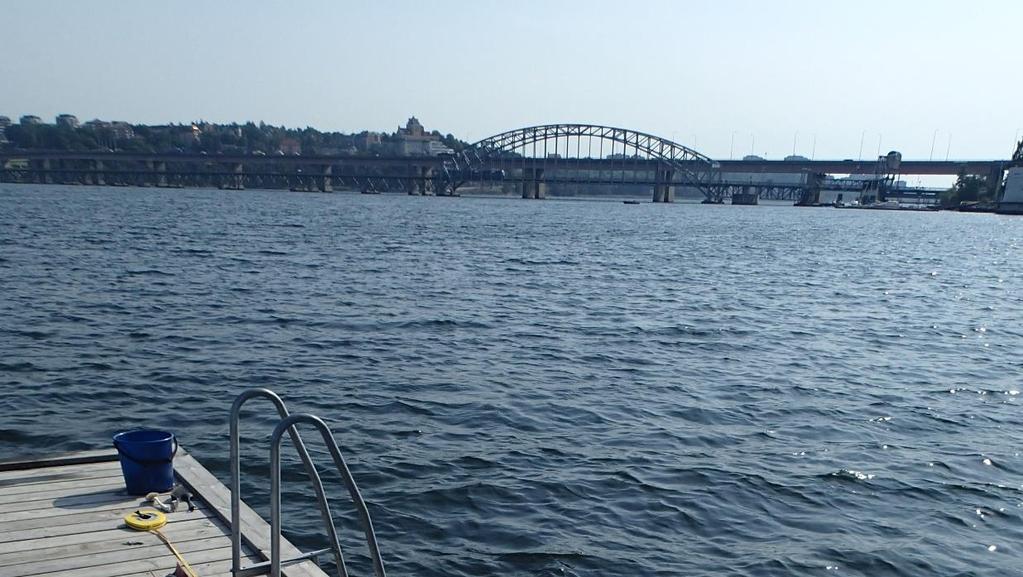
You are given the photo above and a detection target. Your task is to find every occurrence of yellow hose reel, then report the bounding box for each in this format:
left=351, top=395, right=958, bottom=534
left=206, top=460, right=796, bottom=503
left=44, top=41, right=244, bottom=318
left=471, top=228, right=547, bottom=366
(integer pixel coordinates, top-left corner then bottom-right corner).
left=124, top=509, right=168, bottom=531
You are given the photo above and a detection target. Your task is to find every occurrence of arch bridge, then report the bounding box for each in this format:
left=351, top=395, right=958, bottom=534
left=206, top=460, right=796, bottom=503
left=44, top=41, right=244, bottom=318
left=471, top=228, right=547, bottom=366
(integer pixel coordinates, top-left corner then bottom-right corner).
left=440, top=124, right=724, bottom=202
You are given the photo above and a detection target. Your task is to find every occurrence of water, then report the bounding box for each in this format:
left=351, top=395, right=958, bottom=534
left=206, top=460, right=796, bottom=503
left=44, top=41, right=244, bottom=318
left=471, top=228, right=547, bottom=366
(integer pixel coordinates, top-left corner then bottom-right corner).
left=2, top=185, right=1022, bottom=576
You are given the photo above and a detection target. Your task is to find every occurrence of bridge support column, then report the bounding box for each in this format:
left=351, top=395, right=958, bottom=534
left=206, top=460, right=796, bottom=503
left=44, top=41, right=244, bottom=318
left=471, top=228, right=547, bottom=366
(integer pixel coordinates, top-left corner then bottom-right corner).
left=653, top=168, right=674, bottom=203
left=731, top=185, right=759, bottom=205
left=155, top=161, right=167, bottom=187
left=408, top=165, right=423, bottom=195
left=94, top=160, right=105, bottom=186
left=986, top=165, right=1005, bottom=200
left=319, top=165, right=333, bottom=192
left=221, top=162, right=244, bottom=190
left=795, top=171, right=824, bottom=206
left=419, top=166, right=433, bottom=195
left=42, top=159, right=53, bottom=184
left=522, top=168, right=545, bottom=199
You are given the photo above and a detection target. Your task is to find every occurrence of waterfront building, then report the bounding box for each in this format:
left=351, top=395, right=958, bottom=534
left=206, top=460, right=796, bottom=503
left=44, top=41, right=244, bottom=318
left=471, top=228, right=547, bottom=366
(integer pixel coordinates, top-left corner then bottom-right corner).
left=83, top=119, right=136, bottom=147
left=356, top=131, right=382, bottom=151
left=396, top=116, right=445, bottom=156
left=278, top=137, right=302, bottom=155
left=19, top=115, right=42, bottom=125
left=176, top=124, right=202, bottom=146
left=426, top=140, right=454, bottom=156
left=56, top=114, right=80, bottom=128
left=110, top=121, right=134, bottom=141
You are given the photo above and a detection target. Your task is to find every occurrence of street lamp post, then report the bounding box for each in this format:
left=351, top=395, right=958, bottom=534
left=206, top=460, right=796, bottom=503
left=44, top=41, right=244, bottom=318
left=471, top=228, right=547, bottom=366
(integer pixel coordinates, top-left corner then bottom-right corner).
left=929, top=129, right=938, bottom=161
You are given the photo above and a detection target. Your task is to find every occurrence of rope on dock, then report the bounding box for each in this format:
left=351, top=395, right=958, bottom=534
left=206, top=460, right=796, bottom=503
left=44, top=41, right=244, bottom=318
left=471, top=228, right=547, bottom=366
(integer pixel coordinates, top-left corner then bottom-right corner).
left=124, top=509, right=198, bottom=577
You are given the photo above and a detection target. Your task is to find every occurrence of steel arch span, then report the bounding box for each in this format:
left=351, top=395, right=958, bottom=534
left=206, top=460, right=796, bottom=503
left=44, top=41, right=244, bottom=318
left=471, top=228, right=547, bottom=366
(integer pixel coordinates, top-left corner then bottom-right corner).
left=440, top=124, right=722, bottom=200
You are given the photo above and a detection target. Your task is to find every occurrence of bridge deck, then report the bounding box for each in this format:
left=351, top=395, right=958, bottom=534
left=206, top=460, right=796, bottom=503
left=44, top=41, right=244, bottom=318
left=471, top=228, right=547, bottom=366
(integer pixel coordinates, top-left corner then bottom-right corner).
left=0, top=449, right=326, bottom=577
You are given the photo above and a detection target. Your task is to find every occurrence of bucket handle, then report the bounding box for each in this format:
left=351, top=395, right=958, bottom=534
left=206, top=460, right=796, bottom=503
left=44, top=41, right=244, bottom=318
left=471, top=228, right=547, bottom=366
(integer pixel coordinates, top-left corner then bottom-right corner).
left=114, top=436, right=178, bottom=465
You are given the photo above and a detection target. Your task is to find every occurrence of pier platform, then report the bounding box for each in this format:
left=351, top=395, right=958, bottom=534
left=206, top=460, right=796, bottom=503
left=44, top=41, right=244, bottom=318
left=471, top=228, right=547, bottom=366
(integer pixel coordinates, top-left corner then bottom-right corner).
left=0, top=449, right=327, bottom=577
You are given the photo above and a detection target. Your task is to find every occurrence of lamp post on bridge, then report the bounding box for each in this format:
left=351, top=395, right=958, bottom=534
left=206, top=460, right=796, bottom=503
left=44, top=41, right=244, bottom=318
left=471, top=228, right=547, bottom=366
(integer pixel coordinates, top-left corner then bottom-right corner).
left=929, top=129, right=939, bottom=161
left=792, top=131, right=799, bottom=157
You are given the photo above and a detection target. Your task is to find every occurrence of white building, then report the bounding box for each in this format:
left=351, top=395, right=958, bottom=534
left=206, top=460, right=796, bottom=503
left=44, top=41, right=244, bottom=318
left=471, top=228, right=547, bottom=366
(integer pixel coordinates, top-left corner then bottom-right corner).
left=396, top=116, right=449, bottom=156
left=56, top=114, right=79, bottom=128
left=426, top=140, right=453, bottom=155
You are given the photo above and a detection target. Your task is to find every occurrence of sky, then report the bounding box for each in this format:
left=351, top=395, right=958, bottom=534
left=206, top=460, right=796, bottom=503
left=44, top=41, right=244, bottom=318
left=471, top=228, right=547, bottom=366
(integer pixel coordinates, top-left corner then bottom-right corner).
left=2, top=0, right=1021, bottom=161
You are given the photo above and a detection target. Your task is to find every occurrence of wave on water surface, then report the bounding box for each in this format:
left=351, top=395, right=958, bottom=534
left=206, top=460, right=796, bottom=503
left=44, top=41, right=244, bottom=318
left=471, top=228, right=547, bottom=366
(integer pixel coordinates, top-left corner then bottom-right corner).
left=1, top=186, right=1022, bottom=577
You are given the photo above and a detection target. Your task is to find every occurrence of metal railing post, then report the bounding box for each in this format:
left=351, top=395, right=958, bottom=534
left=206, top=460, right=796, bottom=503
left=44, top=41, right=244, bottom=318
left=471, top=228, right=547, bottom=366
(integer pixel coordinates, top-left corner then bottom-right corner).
left=271, top=414, right=386, bottom=577
left=230, top=389, right=347, bottom=577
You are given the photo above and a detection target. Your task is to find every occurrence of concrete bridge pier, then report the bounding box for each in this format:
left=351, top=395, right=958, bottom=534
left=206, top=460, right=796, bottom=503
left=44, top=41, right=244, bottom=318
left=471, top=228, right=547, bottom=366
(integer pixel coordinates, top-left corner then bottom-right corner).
left=41, top=159, right=53, bottom=184
left=319, top=165, right=333, bottom=192
left=522, top=168, right=546, bottom=199
left=94, top=160, right=105, bottom=186
left=145, top=161, right=168, bottom=187
left=795, top=171, right=824, bottom=206
left=986, top=164, right=1005, bottom=199
left=220, top=162, right=244, bottom=190
left=409, top=165, right=433, bottom=195
left=731, top=185, right=759, bottom=205
left=652, top=167, right=674, bottom=202
left=417, top=166, right=434, bottom=195
left=156, top=161, right=167, bottom=187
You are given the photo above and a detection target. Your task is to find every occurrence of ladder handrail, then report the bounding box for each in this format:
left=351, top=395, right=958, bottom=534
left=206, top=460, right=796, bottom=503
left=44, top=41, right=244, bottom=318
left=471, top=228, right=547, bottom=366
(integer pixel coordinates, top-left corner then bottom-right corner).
left=230, top=389, right=348, bottom=577
left=270, top=413, right=387, bottom=577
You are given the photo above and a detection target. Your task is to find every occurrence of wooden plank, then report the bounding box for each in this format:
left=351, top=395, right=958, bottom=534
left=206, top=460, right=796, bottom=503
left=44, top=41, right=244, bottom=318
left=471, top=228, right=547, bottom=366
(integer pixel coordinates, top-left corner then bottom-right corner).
left=0, top=460, right=122, bottom=485
left=0, top=489, right=148, bottom=517
left=173, top=451, right=328, bottom=577
left=0, top=503, right=210, bottom=538
left=0, top=505, right=213, bottom=544
left=17, top=543, right=241, bottom=577
left=119, top=558, right=249, bottom=577
left=0, top=518, right=225, bottom=566
left=4, top=533, right=234, bottom=576
left=0, top=450, right=118, bottom=473
left=0, top=473, right=125, bottom=497
left=0, top=516, right=216, bottom=556
left=0, top=477, right=127, bottom=506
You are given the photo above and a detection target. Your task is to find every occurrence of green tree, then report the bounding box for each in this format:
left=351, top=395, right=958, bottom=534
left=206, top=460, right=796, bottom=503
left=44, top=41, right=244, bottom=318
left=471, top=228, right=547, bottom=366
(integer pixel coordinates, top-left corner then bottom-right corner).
left=941, top=173, right=990, bottom=207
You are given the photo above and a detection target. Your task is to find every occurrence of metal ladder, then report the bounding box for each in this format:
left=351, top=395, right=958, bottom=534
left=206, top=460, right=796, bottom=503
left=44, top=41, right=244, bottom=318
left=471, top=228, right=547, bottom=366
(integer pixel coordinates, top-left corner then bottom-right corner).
left=230, top=388, right=386, bottom=577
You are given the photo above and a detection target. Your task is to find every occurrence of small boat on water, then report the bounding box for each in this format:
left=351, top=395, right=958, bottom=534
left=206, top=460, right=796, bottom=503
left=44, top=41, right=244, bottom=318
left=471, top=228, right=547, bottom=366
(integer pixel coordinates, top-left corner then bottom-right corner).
left=623, top=200, right=641, bottom=204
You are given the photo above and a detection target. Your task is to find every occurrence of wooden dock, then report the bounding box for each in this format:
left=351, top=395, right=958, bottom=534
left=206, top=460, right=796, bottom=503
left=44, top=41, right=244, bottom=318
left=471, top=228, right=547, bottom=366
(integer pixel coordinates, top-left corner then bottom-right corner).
left=0, top=449, right=328, bottom=577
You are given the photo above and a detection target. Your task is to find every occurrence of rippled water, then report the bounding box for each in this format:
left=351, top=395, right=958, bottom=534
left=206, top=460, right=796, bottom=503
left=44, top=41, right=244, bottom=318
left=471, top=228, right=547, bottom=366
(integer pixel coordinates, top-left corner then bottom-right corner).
left=2, top=184, right=1022, bottom=576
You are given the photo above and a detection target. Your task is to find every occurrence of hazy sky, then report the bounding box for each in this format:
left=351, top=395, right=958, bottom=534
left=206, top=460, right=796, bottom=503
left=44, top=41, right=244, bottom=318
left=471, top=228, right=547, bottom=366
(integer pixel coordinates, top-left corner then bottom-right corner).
left=3, top=0, right=1020, bottom=160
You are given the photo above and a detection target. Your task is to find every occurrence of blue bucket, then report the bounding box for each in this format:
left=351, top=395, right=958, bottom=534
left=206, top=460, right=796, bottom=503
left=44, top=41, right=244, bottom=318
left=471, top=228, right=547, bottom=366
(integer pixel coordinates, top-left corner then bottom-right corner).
left=112, top=429, right=177, bottom=495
